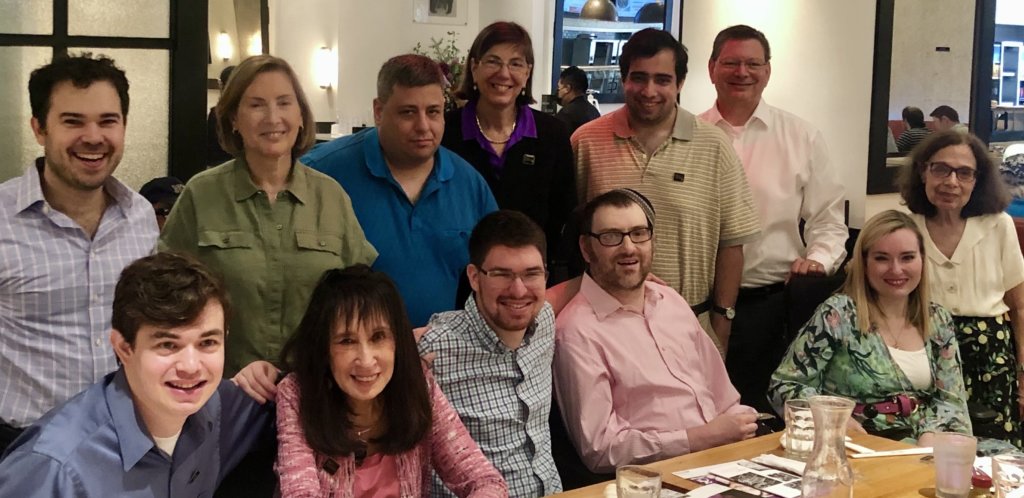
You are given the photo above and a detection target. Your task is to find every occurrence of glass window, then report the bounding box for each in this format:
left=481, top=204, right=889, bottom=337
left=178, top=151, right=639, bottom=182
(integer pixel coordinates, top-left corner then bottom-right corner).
left=68, top=0, right=169, bottom=38
left=0, top=47, right=55, bottom=183
left=0, top=0, right=53, bottom=35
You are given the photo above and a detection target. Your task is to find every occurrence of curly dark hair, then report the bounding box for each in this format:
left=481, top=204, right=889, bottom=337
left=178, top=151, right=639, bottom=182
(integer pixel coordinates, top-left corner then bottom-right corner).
left=279, top=265, right=431, bottom=457
left=29, top=53, right=129, bottom=128
left=897, top=130, right=1010, bottom=218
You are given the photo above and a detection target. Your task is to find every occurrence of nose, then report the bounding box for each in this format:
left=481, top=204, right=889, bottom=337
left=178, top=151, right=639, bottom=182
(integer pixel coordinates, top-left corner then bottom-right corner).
left=354, top=343, right=375, bottom=366
left=507, top=275, right=529, bottom=296
left=413, top=111, right=431, bottom=131
left=80, top=122, right=103, bottom=144
left=176, top=347, right=201, bottom=374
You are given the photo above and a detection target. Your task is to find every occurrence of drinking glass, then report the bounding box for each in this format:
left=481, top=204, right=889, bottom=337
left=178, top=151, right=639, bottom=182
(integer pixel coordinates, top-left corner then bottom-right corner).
left=993, top=453, right=1024, bottom=498
left=933, top=432, right=977, bottom=498
left=616, top=465, right=661, bottom=498
left=785, top=398, right=814, bottom=461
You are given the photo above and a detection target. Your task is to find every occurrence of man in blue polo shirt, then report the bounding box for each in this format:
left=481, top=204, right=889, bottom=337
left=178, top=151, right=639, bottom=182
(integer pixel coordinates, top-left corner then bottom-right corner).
left=303, top=54, right=497, bottom=326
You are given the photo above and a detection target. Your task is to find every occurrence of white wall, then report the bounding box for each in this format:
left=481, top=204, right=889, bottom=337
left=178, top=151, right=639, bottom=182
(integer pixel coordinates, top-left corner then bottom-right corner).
left=997, top=0, right=1024, bottom=26
left=677, top=0, right=876, bottom=228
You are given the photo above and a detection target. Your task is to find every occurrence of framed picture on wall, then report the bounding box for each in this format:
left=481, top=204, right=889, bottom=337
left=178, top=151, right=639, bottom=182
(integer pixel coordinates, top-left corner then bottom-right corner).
left=413, top=0, right=467, bottom=25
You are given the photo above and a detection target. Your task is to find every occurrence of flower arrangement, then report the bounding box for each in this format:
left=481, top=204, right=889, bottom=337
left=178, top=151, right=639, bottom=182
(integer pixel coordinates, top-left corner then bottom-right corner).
left=413, top=31, right=466, bottom=112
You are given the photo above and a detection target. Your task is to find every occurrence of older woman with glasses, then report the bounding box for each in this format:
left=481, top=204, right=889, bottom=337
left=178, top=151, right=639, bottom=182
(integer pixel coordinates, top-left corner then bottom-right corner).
left=897, top=130, right=1023, bottom=447
left=442, top=21, right=576, bottom=280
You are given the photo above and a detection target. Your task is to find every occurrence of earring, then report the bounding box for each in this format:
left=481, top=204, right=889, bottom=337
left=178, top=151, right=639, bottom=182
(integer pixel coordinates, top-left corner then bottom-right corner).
left=473, top=83, right=478, bottom=92
left=521, top=88, right=526, bottom=96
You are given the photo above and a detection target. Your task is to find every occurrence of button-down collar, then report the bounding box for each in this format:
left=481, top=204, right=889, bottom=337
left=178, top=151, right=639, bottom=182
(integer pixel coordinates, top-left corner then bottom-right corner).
left=611, top=105, right=696, bottom=142
left=230, top=155, right=309, bottom=204
left=16, top=158, right=139, bottom=216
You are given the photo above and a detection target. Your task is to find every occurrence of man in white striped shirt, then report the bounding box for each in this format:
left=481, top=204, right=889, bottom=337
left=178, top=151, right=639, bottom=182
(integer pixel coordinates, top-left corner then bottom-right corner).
left=0, top=53, right=157, bottom=453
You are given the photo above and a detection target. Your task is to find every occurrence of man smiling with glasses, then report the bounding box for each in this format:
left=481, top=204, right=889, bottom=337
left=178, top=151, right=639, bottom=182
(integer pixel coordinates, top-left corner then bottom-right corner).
left=553, top=189, right=757, bottom=474
left=419, top=210, right=561, bottom=497
left=699, top=24, right=847, bottom=415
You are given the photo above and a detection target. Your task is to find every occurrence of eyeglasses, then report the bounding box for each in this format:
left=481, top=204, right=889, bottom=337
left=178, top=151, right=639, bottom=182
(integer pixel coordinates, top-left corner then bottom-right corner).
left=927, top=162, right=977, bottom=183
left=478, top=267, right=548, bottom=286
left=717, top=59, right=768, bottom=72
left=154, top=207, right=172, bottom=217
left=479, top=56, right=531, bottom=75
left=587, top=227, right=653, bottom=247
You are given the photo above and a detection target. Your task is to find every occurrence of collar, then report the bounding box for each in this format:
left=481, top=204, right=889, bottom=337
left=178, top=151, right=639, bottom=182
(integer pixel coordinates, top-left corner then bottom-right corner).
left=16, top=157, right=138, bottom=215
left=578, top=273, right=665, bottom=321
left=459, top=100, right=538, bottom=141
left=611, top=105, right=695, bottom=141
left=703, top=98, right=771, bottom=129
left=569, top=95, right=589, bottom=106
left=361, top=127, right=453, bottom=183
left=462, top=294, right=538, bottom=352
left=231, top=156, right=308, bottom=204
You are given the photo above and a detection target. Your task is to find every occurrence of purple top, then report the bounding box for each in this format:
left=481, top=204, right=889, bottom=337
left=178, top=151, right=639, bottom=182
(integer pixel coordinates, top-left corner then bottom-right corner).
left=460, top=99, right=537, bottom=173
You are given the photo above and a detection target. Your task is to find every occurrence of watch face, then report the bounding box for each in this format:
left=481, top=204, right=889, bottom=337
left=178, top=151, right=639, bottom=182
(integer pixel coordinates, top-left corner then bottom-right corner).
left=725, top=308, right=736, bottom=320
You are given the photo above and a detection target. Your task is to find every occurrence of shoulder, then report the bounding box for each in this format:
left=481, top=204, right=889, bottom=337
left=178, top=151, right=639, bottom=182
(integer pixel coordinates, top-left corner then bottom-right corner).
left=555, top=293, right=598, bottom=340
left=12, top=383, right=112, bottom=466
left=573, top=112, right=616, bottom=140
left=179, top=161, right=236, bottom=195
left=531, top=109, right=570, bottom=134
left=296, top=163, right=348, bottom=192
left=441, top=148, right=489, bottom=187
left=303, top=132, right=367, bottom=167
left=422, top=310, right=472, bottom=346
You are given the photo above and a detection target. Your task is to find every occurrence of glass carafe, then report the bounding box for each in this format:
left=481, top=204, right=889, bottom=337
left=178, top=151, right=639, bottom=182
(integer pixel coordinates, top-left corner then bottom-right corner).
left=801, top=395, right=855, bottom=498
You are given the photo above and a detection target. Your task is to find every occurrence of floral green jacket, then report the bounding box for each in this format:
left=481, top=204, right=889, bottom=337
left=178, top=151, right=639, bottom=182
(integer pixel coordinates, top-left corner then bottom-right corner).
left=768, top=294, right=971, bottom=438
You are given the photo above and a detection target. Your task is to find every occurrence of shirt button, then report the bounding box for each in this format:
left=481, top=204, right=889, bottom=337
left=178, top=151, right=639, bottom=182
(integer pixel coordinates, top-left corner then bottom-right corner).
left=953, top=307, right=961, bottom=314
left=95, top=338, right=102, bottom=346
left=275, top=224, right=283, bottom=230
left=943, top=261, right=954, bottom=268
left=947, top=285, right=957, bottom=293
left=318, top=241, right=326, bottom=247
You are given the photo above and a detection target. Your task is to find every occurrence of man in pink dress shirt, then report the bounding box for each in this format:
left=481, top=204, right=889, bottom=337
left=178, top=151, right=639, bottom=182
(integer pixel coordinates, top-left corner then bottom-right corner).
left=553, top=189, right=759, bottom=473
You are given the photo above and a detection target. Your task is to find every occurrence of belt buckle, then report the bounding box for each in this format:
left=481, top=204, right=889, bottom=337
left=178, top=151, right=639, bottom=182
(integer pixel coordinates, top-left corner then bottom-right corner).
left=892, top=394, right=917, bottom=417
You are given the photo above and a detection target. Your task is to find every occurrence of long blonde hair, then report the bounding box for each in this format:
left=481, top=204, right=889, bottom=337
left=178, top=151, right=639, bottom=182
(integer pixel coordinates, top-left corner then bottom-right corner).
left=841, top=210, right=931, bottom=337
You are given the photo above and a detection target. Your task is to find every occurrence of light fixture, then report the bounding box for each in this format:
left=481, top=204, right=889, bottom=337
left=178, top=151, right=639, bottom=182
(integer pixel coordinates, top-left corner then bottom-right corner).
left=314, top=47, right=337, bottom=89
left=580, top=0, right=618, bottom=22
left=216, top=32, right=233, bottom=61
left=247, top=32, right=262, bottom=56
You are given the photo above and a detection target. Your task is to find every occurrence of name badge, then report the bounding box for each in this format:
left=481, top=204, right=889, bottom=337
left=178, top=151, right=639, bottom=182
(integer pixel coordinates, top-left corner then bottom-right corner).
left=523, top=154, right=536, bottom=165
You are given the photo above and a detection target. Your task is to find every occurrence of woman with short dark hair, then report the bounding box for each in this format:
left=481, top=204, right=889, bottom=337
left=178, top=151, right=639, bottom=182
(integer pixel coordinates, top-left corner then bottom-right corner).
left=897, top=130, right=1023, bottom=448
left=275, top=266, right=506, bottom=497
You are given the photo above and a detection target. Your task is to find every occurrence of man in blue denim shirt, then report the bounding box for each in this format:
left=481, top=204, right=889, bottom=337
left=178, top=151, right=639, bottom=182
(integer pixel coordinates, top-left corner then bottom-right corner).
left=0, top=253, right=276, bottom=497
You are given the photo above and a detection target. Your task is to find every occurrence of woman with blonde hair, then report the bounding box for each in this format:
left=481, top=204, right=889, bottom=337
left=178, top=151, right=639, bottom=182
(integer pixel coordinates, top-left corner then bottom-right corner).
left=769, top=210, right=970, bottom=445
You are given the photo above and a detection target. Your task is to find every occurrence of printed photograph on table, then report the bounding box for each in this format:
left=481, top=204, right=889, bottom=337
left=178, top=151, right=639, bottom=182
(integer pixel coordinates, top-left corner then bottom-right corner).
left=413, top=0, right=467, bottom=25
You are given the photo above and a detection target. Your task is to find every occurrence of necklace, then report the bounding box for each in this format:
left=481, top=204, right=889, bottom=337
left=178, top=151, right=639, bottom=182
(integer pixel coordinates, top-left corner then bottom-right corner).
left=475, top=113, right=517, bottom=144
left=878, top=317, right=910, bottom=349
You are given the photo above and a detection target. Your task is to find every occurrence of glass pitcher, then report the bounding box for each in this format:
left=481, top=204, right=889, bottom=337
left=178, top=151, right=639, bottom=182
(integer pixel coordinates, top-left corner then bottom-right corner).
left=801, top=395, right=855, bottom=498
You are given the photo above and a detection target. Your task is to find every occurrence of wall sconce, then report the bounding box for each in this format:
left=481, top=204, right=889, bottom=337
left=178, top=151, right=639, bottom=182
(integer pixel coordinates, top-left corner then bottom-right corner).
left=247, top=32, right=263, bottom=56
left=314, top=46, right=337, bottom=90
left=216, top=32, right=233, bottom=61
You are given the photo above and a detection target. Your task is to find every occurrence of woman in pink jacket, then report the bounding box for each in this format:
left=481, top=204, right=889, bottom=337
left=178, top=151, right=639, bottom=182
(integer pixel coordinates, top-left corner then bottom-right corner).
left=275, top=265, right=507, bottom=497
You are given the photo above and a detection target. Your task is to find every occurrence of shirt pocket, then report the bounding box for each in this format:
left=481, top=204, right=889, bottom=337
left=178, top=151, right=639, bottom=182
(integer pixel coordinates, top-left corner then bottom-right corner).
left=295, top=230, right=343, bottom=256
left=198, top=230, right=257, bottom=250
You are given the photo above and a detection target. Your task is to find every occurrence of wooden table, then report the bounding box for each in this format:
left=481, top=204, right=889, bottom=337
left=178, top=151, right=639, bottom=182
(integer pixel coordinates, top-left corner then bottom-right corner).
left=551, top=433, right=936, bottom=497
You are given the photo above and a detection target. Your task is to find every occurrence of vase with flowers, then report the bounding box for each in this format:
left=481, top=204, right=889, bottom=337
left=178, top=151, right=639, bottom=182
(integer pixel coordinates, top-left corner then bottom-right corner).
left=413, top=31, right=466, bottom=113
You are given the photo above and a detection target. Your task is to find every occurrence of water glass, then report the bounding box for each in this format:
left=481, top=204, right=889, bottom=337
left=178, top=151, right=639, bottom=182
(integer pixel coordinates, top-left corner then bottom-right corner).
left=785, top=399, right=814, bottom=460
left=933, top=432, right=977, bottom=498
left=616, top=465, right=661, bottom=498
left=993, top=453, right=1024, bottom=498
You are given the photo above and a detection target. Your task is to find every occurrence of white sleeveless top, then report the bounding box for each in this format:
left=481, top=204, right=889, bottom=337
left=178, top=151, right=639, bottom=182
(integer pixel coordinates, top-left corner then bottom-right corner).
left=887, top=346, right=932, bottom=390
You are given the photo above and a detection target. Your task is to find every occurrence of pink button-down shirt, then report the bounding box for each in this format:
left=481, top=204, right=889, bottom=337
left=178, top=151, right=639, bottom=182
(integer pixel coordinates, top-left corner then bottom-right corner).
left=553, top=274, right=741, bottom=473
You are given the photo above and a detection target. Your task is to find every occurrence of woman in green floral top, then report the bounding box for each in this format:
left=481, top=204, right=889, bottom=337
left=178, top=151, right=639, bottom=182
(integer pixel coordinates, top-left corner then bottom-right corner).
left=768, top=210, right=971, bottom=446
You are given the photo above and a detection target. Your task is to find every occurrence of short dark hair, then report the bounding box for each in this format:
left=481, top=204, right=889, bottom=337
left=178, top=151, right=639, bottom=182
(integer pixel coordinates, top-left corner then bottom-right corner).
left=112, top=252, right=230, bottom=345
left=29, top=53, right=130, bottom=129
left=619, top=28, right=688, bottom=82
left=455, top=21, right=536, bottom=106
left=468, top=210, right=547, bottom=268
left=580, top=189, right=655, bottom=234
left=929, top=105, right=960, bottom=123
left=902, top=106, right=925, bottom=128
left=559, top=66, right=589, bottom=93
left=377, top=54, right=447, bottom=103
left=215, top=55, right=317, bottom=159
left=898, top=130, right=1010, bottom=218
left=279, top=265, right=431, bottom=457
left=219, top=65, right=235, bottom=88
left=710, top=24, right=771, bottom=62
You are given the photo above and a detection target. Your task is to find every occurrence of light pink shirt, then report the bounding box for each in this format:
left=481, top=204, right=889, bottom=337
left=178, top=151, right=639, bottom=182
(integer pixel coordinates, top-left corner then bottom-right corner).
left=553, top=274, right=741, bottom=473
left=353, top=452, right=400, bottom=498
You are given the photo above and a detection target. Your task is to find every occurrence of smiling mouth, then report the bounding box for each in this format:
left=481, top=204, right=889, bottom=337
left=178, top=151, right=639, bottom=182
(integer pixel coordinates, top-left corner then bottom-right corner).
left=166, top=380, right=206, bottom=392
left=884, top=278, right=909, bottom=287
left=262, top=131, right=287, bottom=139
left=499, top=299, right=533, bottom=311
left=490, top=83, right=514, bottom=92
left=353, top=374, right=379, bottom=383
left=72, top=152, right=107, bottom=164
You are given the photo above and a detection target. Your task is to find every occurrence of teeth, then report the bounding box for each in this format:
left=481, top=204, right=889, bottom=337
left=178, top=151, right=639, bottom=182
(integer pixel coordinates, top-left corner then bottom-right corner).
left=169, top=381, right=201, bottom=389
left=354, top=375, right=377, bottom=382
left=75, top=153, right=104, bottom=160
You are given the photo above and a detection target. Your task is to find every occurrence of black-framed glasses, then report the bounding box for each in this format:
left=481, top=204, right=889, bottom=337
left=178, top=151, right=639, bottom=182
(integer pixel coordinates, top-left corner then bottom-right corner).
left=717, top=59, right=768, bottom=72
left=587, top=227, right=653, bottom=247
left=478, top=267, right=548, bottom=286
left=926, top=162, right=977, bottom=183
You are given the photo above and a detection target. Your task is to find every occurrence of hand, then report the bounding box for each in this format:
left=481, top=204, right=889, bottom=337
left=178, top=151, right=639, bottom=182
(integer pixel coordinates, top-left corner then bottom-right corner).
left=788, top=258, right=827, bottom=281
left=231, top=360, right=280, bottom=404
left=846, top=417, right=868, bottom=435
left=711, top=313, right=732, bottom=355
left=917, top=432, right=935, bottom=447
left=711, top=405, right=759, bottom=444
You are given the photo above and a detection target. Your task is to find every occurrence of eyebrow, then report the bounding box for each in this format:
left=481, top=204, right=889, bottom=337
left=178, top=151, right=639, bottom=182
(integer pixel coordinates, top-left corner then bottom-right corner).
left=58, top=112, right=122, bottom=120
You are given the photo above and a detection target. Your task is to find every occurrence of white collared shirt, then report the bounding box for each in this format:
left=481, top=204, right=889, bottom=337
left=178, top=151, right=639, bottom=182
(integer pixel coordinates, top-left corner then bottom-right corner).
left=699, top=100, right=848, bottom=287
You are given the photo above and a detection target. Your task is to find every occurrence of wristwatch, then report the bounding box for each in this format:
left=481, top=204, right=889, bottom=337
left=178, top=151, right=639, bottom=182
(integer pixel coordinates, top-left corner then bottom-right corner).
left=711, top=303, right=736, bottom=320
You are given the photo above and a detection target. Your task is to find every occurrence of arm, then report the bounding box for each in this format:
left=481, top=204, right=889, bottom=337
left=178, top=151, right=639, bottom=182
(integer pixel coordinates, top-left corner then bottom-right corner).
left=999, top=213, right=1024, bottom=418
left=426, top=372, right=507, bottom=498
left=332, top=180, right=378, bottom=267
left=767, top=301, right=840, bottom=414
left=919, top=306, right=972, bottom=438
left=0, top=452, right=84, bottom=497
left=1006, top=282, right=1024, bottom=419
left=571, top=132, right=588, bottom=205
left=712, top=244, right=743, bottom=352
left=794, top=129, right=848, bottom=276
left=232, top=360, right=280, bottom=404
left=275, top=376, right=330, bottom=498
left=547, top=119, right=578, bottom=266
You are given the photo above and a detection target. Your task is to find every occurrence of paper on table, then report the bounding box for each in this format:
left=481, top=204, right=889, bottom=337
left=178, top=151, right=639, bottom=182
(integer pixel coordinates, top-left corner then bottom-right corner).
left=848, top=447, right=932, bottom=458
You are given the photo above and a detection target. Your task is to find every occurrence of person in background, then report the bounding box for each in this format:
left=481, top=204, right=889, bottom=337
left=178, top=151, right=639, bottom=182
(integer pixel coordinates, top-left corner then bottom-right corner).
left=769, top=210, right=971, bottom=446
left=421, top=210, right=561, bottom=496
left=698, top=24, right=847, bottom=413
left=896, top=106, right=931, bottom=153
left=897, top=130, right=1023, bottom=448
left=554, top=189, right=757, bottom=474
left=275, top=265, right=507, bottom=497
left=555, top=65, right=601, bottom=135
left=139, top=176, right=184, bottom=230
left=0, top=53, right=157, bottom=454
left=208, top=65, right=235, bottom=167
left=160, top=54, right=377, bottom=377
left=0, top=252, right=276, bottom=497
left=443, top=22, right=576, bottom=281
left=929, top=105, right=968, bottom=134
left=573, top=27, right=761, bottom=351
left=303, top=54, right=497, bottom=327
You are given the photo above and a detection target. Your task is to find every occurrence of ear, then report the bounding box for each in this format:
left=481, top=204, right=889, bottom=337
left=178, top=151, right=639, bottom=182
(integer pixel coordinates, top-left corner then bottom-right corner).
left=707, top=59, right=716, bottom=80
left=30, top=117, right=46, bottom=146
left=372, top=98, right=383, bottom=126
left=579, top=235, right=592, bottom=265
left=110, top=329, right=134, bottom=364
left=467, top=264, right=482, bottom=294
